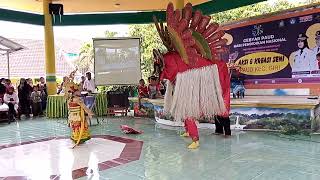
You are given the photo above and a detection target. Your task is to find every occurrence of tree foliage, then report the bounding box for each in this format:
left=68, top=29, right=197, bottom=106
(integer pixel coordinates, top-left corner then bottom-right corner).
left=77, top=0, right=319, bottom=79
left=128, top=24, right=166, bottom=79
left=105, top=31, right=118, bottom=38
left=213, top=0, right=294, bottom=24
left=77, top=30, right=118, bottom=74
left=128, top=1, right=318, bottom=79
left=307, top=0, right=320, bottom=4
left=77, top=43, right=94, bottom=74
left=212, top=0, right=320, bottom=24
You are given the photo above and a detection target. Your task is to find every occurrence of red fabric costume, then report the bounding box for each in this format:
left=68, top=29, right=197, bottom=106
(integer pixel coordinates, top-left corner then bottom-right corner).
left=153, top=3, right=230, bottom=148
left=161, top=52, right=230, bottom=117
left=120, top=125, right=143, bottom=134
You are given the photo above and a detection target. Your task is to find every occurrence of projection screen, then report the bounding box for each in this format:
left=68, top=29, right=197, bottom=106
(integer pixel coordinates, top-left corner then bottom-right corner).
left=93, top=38, right=141, bottom=85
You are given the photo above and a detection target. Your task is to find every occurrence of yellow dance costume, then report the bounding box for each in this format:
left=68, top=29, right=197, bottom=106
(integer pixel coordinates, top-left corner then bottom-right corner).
left=69, top=101, right=91, bottom=145
left=64, top=69, right=94, bottom=148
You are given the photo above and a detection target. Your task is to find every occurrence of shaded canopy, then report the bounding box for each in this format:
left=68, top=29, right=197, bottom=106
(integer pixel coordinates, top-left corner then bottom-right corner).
left=0, top=36, right=25, bottom=54
left=0, top=0, right=266, bottom=25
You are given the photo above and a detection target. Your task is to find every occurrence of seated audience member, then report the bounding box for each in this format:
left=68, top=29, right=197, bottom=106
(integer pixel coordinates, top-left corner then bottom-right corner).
left=148, top=77, right=151, bottom=84
left=30, top=86, right=42, bottom=117
left=0, top=78, right=6, bottom=101
left=148, top=76, right=161, bottom=99
left=137, top=79, right=149, bottom=110
left=0, top=102, right=9, bottom=119
left=0, top=78, right=5, bottom=84
left=156, top=77, right=166, bottom=96
left=4, top=86, right=19, bottom=121
left=138, top=79, right=148, bottom=98
left=4, top=79, right=12, bottom=92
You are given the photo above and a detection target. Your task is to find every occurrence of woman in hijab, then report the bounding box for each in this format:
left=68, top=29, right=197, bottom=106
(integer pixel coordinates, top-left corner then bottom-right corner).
left=4, top=86, right=19, bottom=122
left=18, top=78, right=31, bottom=119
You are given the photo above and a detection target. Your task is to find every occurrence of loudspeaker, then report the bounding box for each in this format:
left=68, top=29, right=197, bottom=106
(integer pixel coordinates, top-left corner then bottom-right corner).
left=49, top=3, right=63, bottom=23
left=49, top=3, right=63, bottom=15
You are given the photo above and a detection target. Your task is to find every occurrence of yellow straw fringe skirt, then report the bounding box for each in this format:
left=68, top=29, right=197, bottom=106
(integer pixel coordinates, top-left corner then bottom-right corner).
left=69, top=106, right=91, bottom=144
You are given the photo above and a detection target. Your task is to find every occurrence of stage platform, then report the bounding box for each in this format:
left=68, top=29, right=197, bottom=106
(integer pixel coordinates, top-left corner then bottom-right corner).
left=131, top=95, right=319, bottom=109
left=231, top=96, right=319, bottom=109
left=129, top=96, right=320, bottom=133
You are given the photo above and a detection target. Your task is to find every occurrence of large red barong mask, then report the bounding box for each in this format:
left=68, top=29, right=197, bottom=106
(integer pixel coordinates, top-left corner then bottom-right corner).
left=153, top=3, right=230, bottom=122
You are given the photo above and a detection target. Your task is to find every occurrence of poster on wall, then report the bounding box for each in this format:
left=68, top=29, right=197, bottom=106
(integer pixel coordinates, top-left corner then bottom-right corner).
left=229, top=107, right=315, bottom=133
left=224, top=8, right=320, bottom=83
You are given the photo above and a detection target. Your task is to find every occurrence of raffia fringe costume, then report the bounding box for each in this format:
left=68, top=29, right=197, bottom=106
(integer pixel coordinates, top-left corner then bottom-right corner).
left=153, top=3, right=230, bottom=149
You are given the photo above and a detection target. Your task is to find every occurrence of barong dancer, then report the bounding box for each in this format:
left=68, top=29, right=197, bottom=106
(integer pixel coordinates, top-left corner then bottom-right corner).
left=153, top=3, right=230, bottom=149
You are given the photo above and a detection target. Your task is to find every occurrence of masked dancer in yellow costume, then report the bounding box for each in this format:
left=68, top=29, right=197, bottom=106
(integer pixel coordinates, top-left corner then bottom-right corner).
left=64, top=70, right=94, bottom=148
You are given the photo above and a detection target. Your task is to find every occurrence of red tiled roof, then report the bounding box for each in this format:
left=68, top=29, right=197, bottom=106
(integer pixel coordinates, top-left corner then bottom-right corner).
left=0, top=38, right=84, bottom=78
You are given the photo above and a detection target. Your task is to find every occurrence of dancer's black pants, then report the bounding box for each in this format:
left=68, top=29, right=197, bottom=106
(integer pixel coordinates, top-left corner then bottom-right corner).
left=215, top=116, right=231, bottom=135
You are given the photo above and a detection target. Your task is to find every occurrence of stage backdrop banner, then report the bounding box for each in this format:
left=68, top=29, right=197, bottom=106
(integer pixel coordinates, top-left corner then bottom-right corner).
left=224, top=8, right=320, bottom=84
left=93, top=38, right=141, bottom=85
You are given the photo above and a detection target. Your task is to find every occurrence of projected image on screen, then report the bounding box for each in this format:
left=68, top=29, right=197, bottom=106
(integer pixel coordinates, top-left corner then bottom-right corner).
left=93, top=38, right=141, bottom=85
